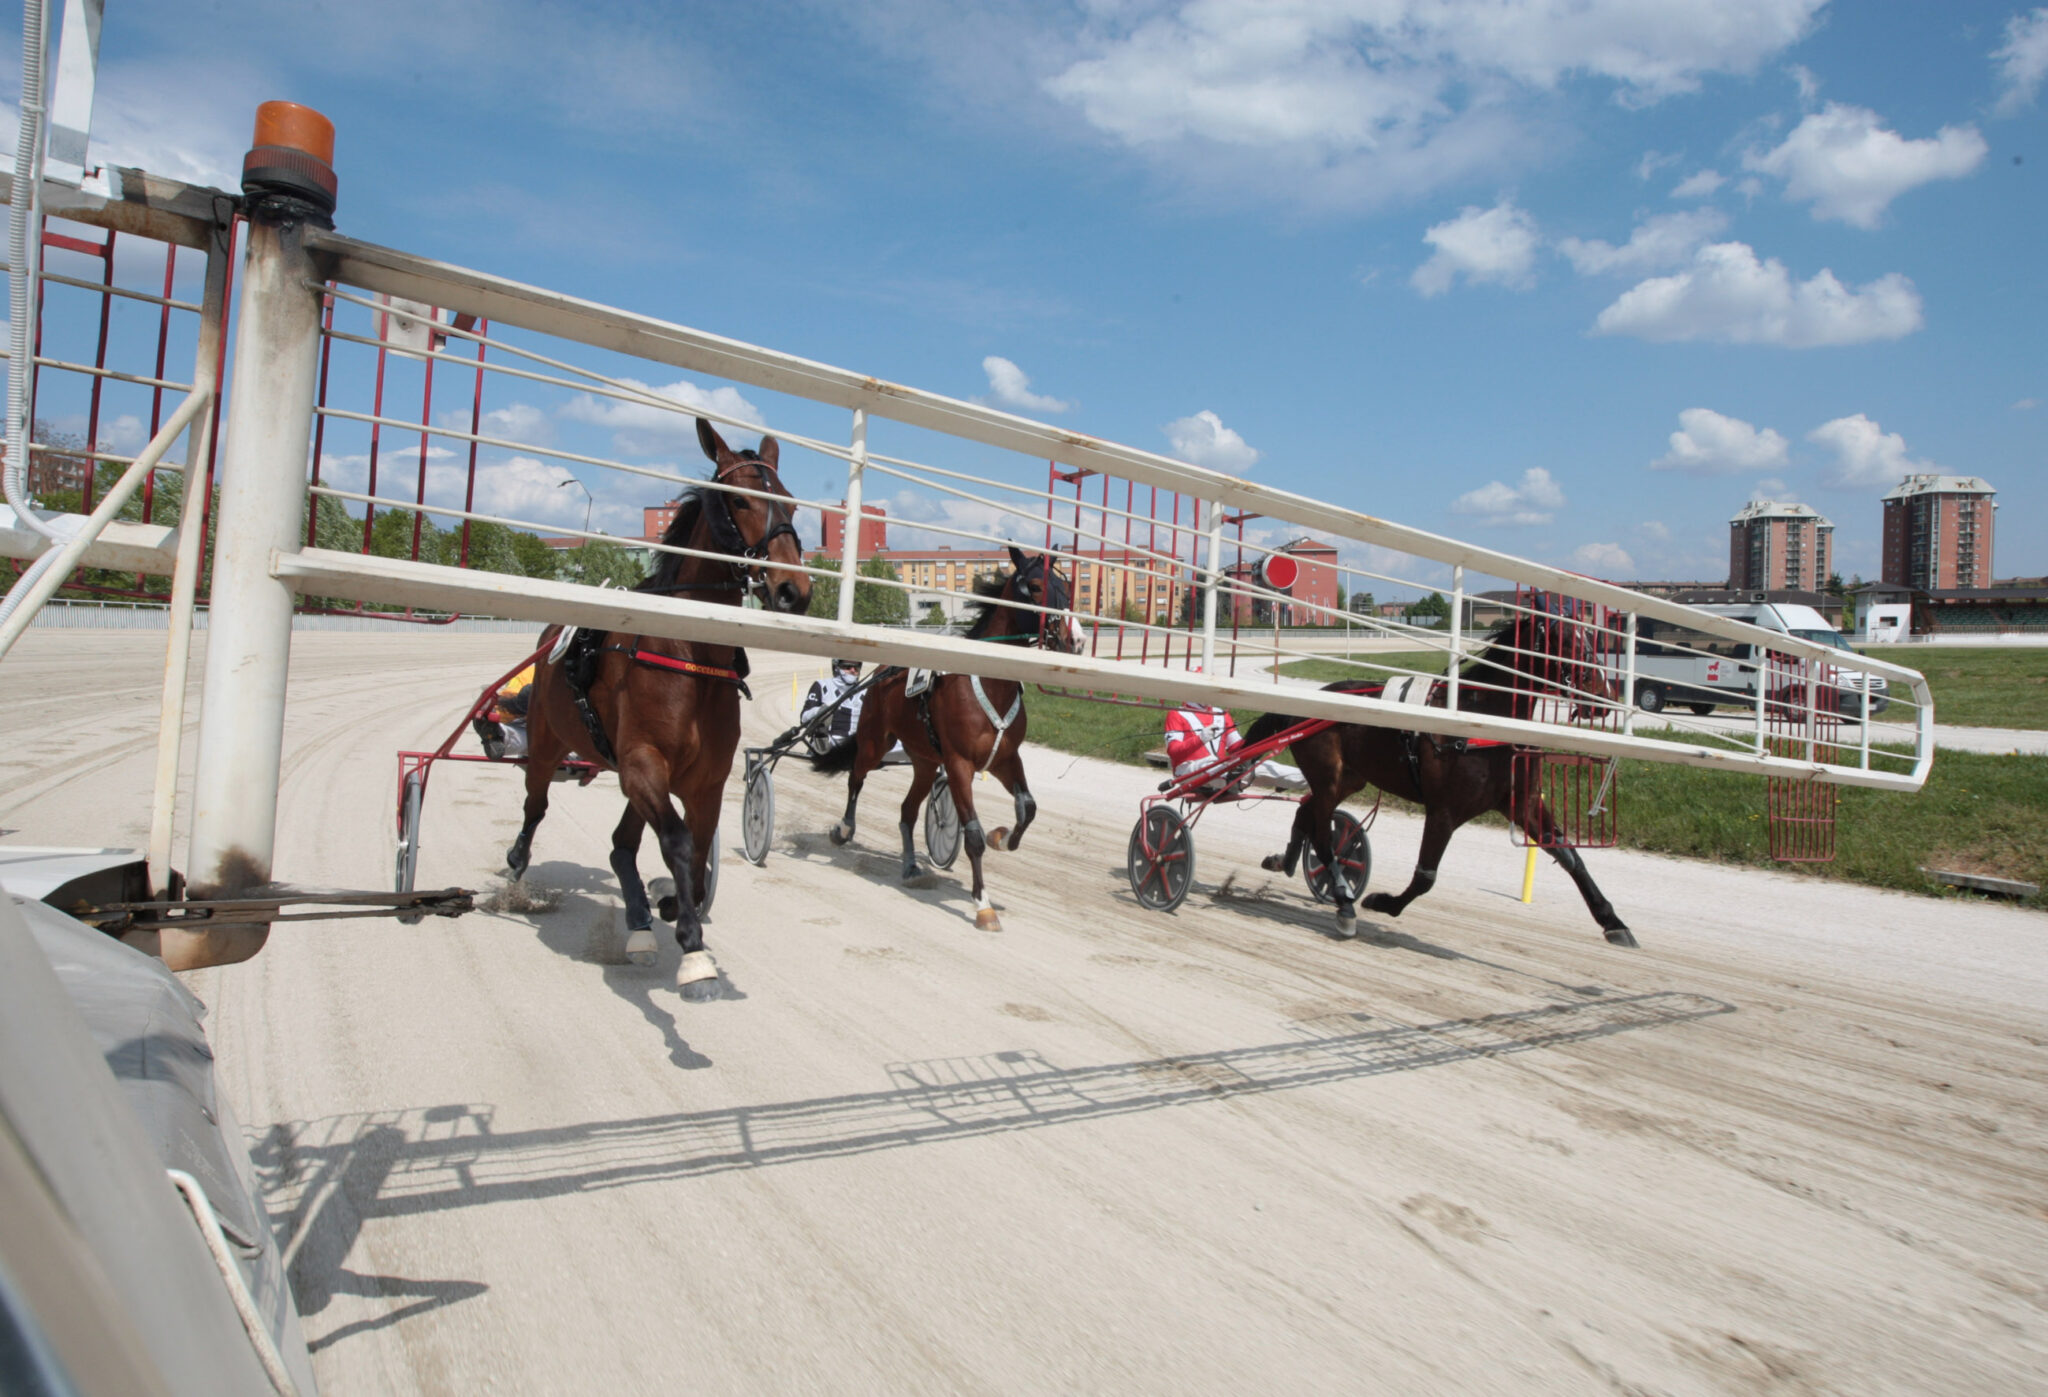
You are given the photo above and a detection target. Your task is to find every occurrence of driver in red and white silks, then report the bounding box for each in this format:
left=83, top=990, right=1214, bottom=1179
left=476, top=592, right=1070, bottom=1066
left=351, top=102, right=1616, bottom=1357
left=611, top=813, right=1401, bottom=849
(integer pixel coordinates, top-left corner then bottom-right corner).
left=1164, top=674, right=1302, bottom=789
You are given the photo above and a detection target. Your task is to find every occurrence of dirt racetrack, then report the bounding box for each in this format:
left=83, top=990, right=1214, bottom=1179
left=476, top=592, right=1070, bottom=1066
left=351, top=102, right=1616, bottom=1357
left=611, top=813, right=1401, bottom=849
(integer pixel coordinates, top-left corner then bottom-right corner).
left=4, top=629, right=2046, bottom=1395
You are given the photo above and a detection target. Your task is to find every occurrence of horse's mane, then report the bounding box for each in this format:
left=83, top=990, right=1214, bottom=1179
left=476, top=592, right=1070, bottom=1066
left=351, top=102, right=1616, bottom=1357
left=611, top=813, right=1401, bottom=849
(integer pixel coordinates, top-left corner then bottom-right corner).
left=639, top=452, right=765, bottom=592
left=1456, top=617, right=1520, bottom=683
left=961, top=567, right=1016, bottom=639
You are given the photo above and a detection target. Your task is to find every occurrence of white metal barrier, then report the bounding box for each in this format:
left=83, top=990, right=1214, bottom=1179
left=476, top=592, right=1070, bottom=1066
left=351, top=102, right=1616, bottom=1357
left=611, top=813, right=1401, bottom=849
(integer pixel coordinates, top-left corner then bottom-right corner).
left=2, top=149, right=1936, bottom=966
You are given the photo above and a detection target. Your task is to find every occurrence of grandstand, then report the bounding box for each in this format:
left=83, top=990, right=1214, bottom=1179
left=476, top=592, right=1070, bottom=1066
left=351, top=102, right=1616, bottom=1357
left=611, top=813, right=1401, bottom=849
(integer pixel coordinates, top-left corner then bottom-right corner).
left=1852, top=579, right=2048, bottom=638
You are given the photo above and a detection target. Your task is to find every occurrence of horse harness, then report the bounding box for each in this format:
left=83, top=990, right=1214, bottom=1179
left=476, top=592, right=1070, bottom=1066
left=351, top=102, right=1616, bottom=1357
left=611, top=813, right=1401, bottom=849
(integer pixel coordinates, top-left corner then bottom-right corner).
left=554, top=624, right=753, bottom=767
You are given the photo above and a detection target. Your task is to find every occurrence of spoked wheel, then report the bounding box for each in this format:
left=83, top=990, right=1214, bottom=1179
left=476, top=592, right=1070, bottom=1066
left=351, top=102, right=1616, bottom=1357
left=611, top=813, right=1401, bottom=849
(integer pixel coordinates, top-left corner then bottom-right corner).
left=802, top=724, right=836, bottom=759
left=742, top=762, right=775, bottom=866
left=1127, top=806, right=1195, bottom=912
left=1302, top=809, right=1372, bottom=905
left=925, top=782, right=962, bottom=870
left=394, top=770, right=424, bottom=894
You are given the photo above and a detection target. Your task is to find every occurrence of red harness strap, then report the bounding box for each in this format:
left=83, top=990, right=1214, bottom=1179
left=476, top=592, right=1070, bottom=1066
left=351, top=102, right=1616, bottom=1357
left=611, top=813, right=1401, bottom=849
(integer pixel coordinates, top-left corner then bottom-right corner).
left=628, top=649, right=745, bottom=685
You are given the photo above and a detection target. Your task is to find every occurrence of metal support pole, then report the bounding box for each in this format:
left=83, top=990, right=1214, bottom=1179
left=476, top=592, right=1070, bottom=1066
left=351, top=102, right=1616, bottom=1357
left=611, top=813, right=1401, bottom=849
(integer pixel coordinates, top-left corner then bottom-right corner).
left=838, top=408, right=866, bottom=625
left=1622, top=611, right=1638, bottom=737
left=1198, top=497, right=1223, bottom=672
left=146, top=230, right=230, bottom=899
left=177, top=210, right=325, bottom=966
left=1447, top=564, right=1464, bottom=712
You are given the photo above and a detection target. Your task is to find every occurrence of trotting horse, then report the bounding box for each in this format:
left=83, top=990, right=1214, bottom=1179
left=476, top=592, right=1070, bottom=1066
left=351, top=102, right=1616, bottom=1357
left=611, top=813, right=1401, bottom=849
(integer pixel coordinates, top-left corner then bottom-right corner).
left=810, top=548, right=1080, bottom=931
left=1246, top=608, right=1637, bottom=946
left=509, top=419, right=811, bottom=999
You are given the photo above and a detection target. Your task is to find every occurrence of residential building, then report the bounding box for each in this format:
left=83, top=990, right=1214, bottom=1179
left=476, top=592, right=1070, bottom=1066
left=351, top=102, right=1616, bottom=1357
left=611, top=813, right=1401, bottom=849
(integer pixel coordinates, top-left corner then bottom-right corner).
left=819, top=501, right=888, bottom=561
left=1881, top=474, right=1995, bottom=590
left=1728, top=500, right=1833, bottom=592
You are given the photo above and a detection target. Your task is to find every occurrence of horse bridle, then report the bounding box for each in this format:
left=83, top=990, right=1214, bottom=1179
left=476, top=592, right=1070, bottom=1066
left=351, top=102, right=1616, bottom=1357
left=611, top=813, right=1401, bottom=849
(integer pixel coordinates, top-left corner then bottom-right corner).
left=643, top=457, right=803, bottom=603
left=984, top=553, right=1073, bottom=651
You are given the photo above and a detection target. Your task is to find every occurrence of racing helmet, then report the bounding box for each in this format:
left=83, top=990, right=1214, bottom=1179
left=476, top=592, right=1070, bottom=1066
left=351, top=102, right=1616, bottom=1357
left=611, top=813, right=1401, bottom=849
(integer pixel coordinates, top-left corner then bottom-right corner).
left=832, top=657, right=860, bottom=677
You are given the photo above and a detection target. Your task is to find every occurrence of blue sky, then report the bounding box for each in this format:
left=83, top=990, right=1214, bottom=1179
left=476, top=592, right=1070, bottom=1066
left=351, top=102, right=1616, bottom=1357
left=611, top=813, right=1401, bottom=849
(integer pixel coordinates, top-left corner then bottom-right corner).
left=10, top=0, right=2046, bottom=588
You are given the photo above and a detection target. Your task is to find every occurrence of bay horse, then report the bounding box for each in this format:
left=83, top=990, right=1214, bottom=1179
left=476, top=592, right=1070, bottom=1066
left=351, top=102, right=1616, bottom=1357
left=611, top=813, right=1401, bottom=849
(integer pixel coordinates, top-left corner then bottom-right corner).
left=810, top=547, right=1080, bottom=932
left=1246, top=607, right=1637, bottom=946
left=508, top=419, right=811, bottom=999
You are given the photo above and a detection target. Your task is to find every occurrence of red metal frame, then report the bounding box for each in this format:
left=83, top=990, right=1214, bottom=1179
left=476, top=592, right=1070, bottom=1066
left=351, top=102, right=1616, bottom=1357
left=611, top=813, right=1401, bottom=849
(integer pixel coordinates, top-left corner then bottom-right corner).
left=1764, top=650, right=1840, bottom=863
left=1509, top=587, right=1624, bottom=850
left=394, top=640, right=603, bottom=842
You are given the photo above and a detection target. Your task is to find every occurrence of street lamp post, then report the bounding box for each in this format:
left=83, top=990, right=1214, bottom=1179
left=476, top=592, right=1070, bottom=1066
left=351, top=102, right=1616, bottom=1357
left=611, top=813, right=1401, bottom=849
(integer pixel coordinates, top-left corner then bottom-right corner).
left=559, top=475, right=593, bottom=578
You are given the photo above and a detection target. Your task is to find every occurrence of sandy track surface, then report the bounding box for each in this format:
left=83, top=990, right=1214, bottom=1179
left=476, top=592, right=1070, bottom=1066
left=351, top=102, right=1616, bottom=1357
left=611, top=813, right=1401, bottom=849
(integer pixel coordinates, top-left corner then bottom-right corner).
left=4, top=630, right=2046, bottom=1395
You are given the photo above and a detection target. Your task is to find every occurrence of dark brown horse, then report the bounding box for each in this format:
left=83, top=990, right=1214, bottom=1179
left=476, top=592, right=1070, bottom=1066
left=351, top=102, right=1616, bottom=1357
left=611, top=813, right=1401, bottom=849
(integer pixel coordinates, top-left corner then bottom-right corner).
left=811, top=548, right=1079, bottom=931
left=1247, top=607, right=1636, bottom=946
left=509, top=419, right=811, bottom=999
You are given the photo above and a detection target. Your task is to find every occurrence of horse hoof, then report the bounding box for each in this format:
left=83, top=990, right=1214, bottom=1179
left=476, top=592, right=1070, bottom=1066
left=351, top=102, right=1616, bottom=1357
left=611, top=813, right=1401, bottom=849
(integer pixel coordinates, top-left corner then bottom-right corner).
left=903, top=865, right=939, bottom=890
left=677, top=950, right=719, bottom=997
left=974, top=907, right=1002, bottom=933
left=829, top=823, right=853, bottom=846
left=1260, top=854, right=1286, bottom=873
left=624, top=927, right=658, bottom=966
left=988, top=827, right=1011, bottom=852
left=656, top=896, right=680, bottom=923
left=1334, top=907, right=1358, bottom=940
left=1363, top=893, right=1399, bottom=917
left=1604, top=925, right=1639, bottom=948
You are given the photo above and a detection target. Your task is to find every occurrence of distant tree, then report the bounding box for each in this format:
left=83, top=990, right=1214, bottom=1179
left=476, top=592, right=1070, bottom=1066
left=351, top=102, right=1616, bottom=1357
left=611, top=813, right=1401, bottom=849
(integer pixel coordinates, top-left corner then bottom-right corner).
left=1406, top=591, right=1450, bottom=623
left=917, top=601, right=947, bottom=627
left=567, top=537, right=646, bottom=589
left=805, top=553, right=841, bottom=618
left=856, top=553, right=908, bottom=624
left=1347, top=590, right=1376, bottom=616
left=509, top=530, right=561, bottom=580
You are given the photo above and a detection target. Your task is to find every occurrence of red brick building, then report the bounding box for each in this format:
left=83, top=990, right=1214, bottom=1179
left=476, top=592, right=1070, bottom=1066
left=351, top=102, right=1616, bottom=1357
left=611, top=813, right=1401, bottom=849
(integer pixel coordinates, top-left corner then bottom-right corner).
left=1881, top=474, right=1995, bottom=590
left=1728, top=500, right=1833, bottom=592
left=1221, top=537, right=1342, bottom=625
left=820, top=501, right=888, bottom=560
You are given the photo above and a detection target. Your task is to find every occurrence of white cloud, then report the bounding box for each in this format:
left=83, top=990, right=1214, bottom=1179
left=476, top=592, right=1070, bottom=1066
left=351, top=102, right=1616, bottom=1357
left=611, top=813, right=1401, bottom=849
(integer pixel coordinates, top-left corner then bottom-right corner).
left=1671, top=168, right=1725, bottom=199
left=1651, top=407, right=1789, bottom=475
left=1636, top=520, right=1671, bottom=542
left=1042, top=0, right=1824, bottom=208
left=1807, top=413, right=1937, bottom=489
left=1450, top=467, right=1564, bottom=527
left=559, top=378, right=765, bottom=457
left=1569, top=541, right=1635, bottom=575
left=1635, top=149, right=1681, bottom=181
left=1994, top=8, right=2048, bottom=117
left=1163, top=409, right=1259, bottom=473
left=1412, top=200, right=1540, bottom=296
left=1558, top=208, right=1727, bottom=276
left=1592, top=241, right=1923, bottom=347
left=1752, top=477, right=1798, bottom=501
left=316, top=446, right=660, bottom=535
left=2014, top=397, right=2041, bottom=411
left=100, top=415, right=146, bottom=451
left=979, top=356, right=1072, bottom=413
left=1744, top=102, right=1987, bottom=228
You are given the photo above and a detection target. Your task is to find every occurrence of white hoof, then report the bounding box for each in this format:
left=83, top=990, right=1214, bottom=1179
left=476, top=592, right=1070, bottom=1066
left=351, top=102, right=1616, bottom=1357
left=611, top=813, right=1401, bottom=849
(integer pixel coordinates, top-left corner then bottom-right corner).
left=624, top=927, right=658, bottom=966
left=677, top=949, right=718, bottom=988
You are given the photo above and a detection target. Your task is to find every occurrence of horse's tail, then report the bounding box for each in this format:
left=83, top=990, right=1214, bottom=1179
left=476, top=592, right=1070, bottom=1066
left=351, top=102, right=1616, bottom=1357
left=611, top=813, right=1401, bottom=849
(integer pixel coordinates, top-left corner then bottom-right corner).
left=1241, top=709, right=1295, bottom=749
left=809, top=739, right=860, bottom=776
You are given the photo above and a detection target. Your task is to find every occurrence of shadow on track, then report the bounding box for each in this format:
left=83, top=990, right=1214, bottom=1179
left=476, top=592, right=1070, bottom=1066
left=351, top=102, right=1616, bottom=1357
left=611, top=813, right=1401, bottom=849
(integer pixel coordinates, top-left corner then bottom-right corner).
left=259, top=990, right=1731, bottom=1226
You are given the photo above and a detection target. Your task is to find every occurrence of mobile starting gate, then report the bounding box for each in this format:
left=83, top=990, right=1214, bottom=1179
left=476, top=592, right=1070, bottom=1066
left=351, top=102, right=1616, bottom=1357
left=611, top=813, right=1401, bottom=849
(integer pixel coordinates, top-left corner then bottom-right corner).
left=1, top=108, right=1936, bottom=968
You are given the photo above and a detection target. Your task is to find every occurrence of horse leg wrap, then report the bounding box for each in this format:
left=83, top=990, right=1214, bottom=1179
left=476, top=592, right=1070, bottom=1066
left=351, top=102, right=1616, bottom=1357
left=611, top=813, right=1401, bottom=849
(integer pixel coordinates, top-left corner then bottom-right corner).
left=898, top=821, right=934, bottom=886
left=677, top=950, right=718, bottom=988
left=962, top=818, right=988, bottom=860
left=974, top=892, right=1001, bottom=933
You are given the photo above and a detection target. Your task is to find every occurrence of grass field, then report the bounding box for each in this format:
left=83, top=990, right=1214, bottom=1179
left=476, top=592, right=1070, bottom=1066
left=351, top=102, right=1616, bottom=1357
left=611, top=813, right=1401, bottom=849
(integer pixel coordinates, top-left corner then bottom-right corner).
left=1861, top=646, right=2048, bottom=730
left=1021, top=655, right=2047, bottom=910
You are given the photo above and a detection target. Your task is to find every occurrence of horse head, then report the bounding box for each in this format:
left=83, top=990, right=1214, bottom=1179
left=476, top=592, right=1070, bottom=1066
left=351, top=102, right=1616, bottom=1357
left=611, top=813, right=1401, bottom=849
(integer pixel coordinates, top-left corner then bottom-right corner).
left=694, top=418, right=811, bottom=614
left=1513, top=599, right=1621, bottom=721
left=1005, top=545, right=1082, bottom=653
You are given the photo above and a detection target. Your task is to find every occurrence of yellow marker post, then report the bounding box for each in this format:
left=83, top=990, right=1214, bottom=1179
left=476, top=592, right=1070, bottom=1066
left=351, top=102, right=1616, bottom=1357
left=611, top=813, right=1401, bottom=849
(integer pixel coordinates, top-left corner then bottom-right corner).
left=1519, top=844, right=1539, bottom=904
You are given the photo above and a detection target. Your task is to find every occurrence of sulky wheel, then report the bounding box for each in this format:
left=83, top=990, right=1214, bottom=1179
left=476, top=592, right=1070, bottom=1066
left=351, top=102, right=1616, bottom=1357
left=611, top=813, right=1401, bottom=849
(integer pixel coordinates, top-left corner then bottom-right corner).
left=1302, top=809, right=1372, bottom=905
left=1127, top=806, right=1195, bottom=912
left=742, top=762, right=775, bottom=866
left=925, top=782, right=962, bottom=870
left=394, top=770, right=424, bottom=895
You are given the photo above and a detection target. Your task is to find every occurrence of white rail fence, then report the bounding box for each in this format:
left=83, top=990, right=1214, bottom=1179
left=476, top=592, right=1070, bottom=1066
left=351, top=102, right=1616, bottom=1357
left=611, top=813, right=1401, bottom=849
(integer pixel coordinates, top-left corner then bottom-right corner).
left=1, top=155, right=1936, bottom=955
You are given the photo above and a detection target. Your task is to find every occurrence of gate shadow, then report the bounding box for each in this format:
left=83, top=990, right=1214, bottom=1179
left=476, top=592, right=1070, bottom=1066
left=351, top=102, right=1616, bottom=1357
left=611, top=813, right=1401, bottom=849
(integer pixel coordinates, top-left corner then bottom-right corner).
left=256, top=990, right=1732, bottom=1228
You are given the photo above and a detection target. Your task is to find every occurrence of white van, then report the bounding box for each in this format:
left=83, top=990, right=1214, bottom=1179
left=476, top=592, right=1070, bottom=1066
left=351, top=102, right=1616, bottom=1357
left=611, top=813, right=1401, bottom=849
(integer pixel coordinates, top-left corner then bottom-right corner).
left=1629, top=602, right=1889, bottom=717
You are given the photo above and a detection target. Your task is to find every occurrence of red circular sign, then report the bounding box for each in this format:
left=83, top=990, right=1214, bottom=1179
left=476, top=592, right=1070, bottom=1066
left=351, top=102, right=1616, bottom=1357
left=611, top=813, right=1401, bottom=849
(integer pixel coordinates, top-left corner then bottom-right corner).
left=1261, top=553, right=1300, bottom=590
